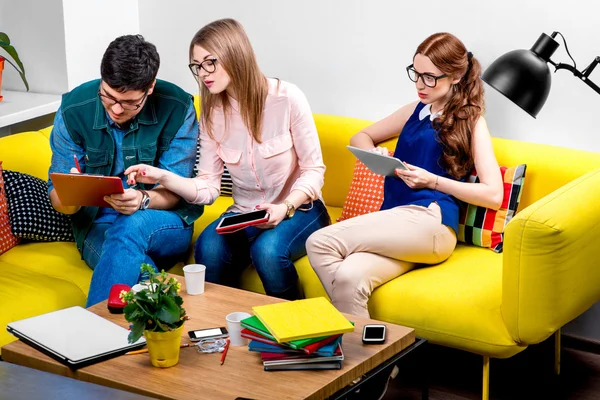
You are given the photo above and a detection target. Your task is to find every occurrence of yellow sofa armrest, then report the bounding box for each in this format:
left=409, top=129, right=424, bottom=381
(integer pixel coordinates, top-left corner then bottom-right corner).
left=502, top=168, right=600, bottom=345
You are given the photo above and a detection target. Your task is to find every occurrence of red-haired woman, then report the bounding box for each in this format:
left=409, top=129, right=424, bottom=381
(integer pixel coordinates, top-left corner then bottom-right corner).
left=307, top=33, right=503, bottom=318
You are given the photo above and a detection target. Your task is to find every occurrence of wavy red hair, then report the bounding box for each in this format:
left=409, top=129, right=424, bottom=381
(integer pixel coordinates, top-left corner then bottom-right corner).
left=416, top=33, right=484, bottom=179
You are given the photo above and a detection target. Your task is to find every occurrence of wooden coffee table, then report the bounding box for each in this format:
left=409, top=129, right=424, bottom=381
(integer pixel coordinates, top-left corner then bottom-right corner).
left=2, top=281, right=416, bottom=400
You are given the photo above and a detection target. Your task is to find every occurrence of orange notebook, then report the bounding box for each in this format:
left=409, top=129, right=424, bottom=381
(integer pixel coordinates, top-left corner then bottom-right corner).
left=50, top=173, right=124, bottom=208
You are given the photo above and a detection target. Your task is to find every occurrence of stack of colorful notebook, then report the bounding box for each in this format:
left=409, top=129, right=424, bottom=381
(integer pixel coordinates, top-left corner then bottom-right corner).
left=242, top=297, right=354, bottom=371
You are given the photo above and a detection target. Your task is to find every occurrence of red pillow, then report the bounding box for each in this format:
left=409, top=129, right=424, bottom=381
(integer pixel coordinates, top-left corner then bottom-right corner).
left=337, top=152, right=393, bottom=222
left=0, top=162, right=20, bottom=254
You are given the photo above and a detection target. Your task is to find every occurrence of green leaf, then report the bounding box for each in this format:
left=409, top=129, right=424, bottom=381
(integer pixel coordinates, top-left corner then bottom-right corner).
left=127, top=321, right=145, bottom=344
left=173, top=295, right=183, bottom=307
left=157, top=296, right=180, bottom=324
left=0, top=35, right=29, bottom=91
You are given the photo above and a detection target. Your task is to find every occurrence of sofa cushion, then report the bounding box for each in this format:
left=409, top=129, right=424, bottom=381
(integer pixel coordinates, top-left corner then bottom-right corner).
left=0, top=163, right=20, bottom=254
left=337, top=153, right=392, bottom=222
left=458, top=165, right=527, bottom=252
left=369, top=244, right=522, bottom=358
left=0, top=262, right=88, bottom=353
left=0, top=241, right=91, bottom=295
left=3, top=170, right=74, bottom=242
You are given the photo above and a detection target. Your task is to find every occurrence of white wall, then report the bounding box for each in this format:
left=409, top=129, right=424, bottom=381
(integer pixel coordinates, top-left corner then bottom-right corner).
left=0, top=0, right=68, bottom=94
left=140, top=0, right=600, bottom=342
left=139, top=0, right=600, bottom=152
left=62, top=0, right=140, bottom=90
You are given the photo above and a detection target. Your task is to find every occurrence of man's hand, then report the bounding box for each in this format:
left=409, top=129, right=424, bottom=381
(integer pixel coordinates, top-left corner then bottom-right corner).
left=49, top=167, right=83, bottom=214
left=255, top=203, right=288, bottom=228
left=104, top=188, right=143, bottom=215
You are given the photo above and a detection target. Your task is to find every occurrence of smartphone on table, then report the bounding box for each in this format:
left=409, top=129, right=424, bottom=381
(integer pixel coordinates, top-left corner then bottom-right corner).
left=188, top=327, right=229, bottom=342
left=215, top=210, right=270, bottom=234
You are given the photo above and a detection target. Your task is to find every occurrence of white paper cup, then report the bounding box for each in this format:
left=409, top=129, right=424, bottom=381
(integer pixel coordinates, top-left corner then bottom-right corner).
left=226, top=311, right=252, bottom=346
left=183, top=264, right=206, bottom=295
left=131, top=282, right=157, bottom=293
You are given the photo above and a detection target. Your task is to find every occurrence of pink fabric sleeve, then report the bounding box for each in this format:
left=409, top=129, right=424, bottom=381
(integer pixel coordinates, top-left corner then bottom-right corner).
left=287, top=85, right=325, bottom=200
left=191, top=124, right=222, bottom=205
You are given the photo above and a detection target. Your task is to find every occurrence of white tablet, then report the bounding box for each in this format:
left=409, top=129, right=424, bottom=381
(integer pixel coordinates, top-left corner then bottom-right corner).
left=347, top=146, right=409, bottom=176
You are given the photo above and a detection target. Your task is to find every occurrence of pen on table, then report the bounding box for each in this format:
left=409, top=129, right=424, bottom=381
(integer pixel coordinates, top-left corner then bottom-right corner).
left=73, top=155, right=82, bottom=173
left=220, top=338, right=230, bottom=365
left=126, top=343, right=191, bottom=355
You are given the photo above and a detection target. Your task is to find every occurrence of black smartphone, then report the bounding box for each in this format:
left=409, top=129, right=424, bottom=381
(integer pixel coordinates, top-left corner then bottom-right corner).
left=188, top=327, right=229, bottom=342
left=216, top=210, right=270, bottom=233
left=362, top=324, right=386, bottom=344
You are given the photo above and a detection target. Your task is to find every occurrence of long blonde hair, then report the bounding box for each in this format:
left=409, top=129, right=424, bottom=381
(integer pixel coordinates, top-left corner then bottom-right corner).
left=189, top=18, right=268, bottom=142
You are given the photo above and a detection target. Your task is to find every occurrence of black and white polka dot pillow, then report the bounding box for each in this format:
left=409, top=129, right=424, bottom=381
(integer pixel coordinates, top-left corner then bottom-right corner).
left=192, top=136, right=233, bottom=196
left=3, top=170, right=74, bottom=242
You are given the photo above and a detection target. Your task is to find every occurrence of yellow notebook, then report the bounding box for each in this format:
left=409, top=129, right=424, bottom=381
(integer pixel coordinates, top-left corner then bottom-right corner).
left=252, top=297, right=354, bottom=343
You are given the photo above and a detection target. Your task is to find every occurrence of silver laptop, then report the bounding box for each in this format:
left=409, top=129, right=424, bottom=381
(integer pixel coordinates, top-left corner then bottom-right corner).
left=7, top=306, right=146, bottom=369
left=347, top=145, right=409, bottom=176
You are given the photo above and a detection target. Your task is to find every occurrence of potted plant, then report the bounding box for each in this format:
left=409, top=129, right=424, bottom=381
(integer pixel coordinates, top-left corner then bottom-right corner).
left=120, top=264, right=188, bottom=368
left=0, top=32, right=29, bottom=102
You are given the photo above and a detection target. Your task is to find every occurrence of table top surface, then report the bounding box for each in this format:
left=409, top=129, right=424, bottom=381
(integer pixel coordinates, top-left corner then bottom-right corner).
left=2, top=281, right=415, bottom=400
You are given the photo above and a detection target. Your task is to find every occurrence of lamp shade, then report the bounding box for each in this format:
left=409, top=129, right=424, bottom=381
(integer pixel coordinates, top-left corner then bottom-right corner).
left=482, top=33, right=560, bottom=118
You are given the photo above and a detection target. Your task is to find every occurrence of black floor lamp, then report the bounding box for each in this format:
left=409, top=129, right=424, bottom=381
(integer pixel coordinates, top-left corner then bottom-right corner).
left=482, top=32, right=600, bottom=118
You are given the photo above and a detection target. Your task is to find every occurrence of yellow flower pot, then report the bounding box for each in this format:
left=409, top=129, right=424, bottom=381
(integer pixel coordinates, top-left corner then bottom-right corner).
left=144, top=325, right=184, bottom=368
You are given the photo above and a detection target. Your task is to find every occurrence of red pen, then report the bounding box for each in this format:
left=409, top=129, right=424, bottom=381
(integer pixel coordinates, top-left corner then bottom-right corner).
left=220, top=338, right=230, bottom=365
left=73, top=155, right=82, bottom=173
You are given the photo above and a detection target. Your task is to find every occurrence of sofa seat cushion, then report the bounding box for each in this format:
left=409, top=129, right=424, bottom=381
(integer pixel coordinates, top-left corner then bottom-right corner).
left=0, top=242, right=91, bottom=296
left=0, top=262, right=87, bottom=353
left=369, top=244, right=524, bottom=358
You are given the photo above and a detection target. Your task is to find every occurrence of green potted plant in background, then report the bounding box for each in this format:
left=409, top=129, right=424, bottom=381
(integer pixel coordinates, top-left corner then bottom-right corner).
left=120, top=264, right=188, bottom=368
left=0, top=32, right=29, bottom=102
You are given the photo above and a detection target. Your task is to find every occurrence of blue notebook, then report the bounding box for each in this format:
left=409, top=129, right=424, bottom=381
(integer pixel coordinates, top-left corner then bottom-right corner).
left=249, top=335, right=342, bottom=357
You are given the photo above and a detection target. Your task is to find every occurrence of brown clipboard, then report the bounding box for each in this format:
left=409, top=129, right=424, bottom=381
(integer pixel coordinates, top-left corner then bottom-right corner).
left=50, top=173, right=124, bottom=208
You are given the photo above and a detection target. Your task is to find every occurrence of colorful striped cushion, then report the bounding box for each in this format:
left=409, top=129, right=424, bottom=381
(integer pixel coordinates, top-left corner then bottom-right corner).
left=458, top=164, right=527, bottom=252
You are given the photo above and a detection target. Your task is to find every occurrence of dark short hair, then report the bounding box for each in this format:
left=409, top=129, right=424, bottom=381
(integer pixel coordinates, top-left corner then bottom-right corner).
left=100, top=34, right=160, bottom=92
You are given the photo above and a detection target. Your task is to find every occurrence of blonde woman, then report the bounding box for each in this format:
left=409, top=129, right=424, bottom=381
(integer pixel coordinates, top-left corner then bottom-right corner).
left=125, top=19, right=330, bottom=300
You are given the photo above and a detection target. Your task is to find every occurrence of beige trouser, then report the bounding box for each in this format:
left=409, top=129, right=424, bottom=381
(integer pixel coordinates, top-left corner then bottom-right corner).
left=306, top=203, right=456, bottom=318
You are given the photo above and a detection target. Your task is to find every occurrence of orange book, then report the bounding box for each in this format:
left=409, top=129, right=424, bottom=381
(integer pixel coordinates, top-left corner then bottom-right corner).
left=50, top=173, right=124, bottom=208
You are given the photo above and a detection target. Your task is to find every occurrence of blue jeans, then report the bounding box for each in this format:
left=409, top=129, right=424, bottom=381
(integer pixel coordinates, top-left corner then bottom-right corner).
left=84, top=210, right=193, bottom=307
left=194, top=200, right=330, bottom=300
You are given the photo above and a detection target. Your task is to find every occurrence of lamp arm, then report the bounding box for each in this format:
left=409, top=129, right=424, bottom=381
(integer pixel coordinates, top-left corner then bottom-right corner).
left=549, top=57, right=600, bottom=95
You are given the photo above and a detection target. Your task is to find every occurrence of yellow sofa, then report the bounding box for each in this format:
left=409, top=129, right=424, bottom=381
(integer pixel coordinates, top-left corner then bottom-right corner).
left=2, top=114, right=600, bottom=397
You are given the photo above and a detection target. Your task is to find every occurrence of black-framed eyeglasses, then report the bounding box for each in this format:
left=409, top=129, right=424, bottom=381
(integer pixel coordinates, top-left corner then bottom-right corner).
left=188, top=58, right=218, bottom=77
left=406, top=64, right=448, bottom=88
left=97, top=89, right=149, bottom=111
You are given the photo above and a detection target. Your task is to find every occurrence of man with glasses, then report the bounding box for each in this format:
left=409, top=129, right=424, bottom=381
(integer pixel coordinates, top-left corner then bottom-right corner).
left=47, top=34, right=203, bottom=306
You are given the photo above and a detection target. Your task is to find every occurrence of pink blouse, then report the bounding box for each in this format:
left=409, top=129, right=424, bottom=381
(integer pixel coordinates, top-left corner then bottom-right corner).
left=191, top=79, right=325, bottom=213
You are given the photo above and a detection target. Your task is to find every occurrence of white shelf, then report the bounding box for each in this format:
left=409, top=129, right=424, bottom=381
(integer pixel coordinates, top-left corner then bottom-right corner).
left=0, top=90, right=61, bottom=128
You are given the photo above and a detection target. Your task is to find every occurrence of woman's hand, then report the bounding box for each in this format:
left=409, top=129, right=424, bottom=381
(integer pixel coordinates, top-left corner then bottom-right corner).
left=255, top=203, right=288, bottom=228
left=104, top=189, right=143, bottom=215
left=370, top=146, right=390, bottom=156
left=124, top=164, right=167, bottom=186
left=395, top=162, right=436, bottom=190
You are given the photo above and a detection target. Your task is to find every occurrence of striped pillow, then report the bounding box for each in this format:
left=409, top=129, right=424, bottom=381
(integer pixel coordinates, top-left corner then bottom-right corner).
left=193, top=138, right=233, bottom=197
left=458, top=164, right=527, bottom=253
